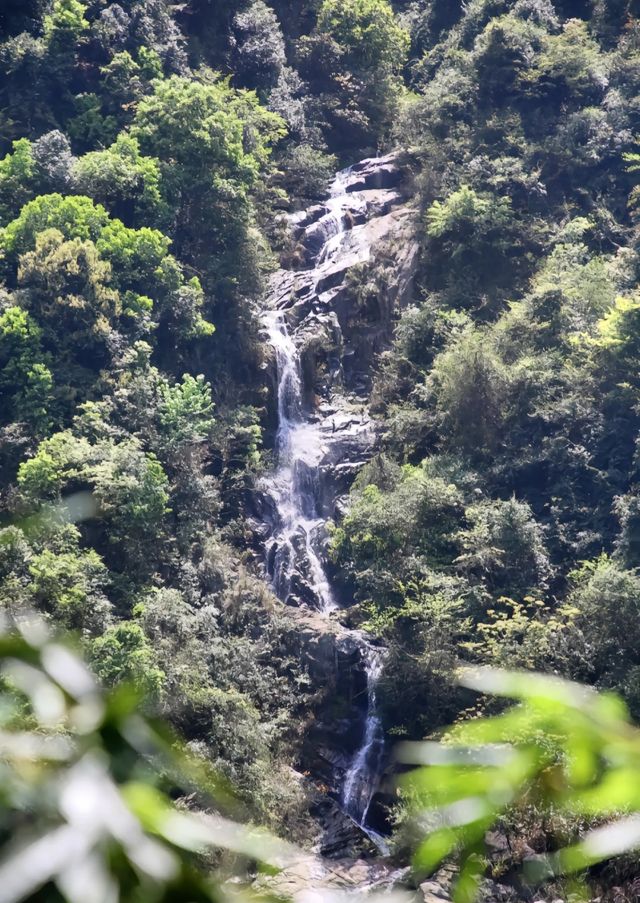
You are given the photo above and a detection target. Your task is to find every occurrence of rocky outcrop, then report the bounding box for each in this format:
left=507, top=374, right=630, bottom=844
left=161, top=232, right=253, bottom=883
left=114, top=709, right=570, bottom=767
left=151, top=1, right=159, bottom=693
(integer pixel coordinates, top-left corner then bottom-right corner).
left=255, top=858, right=526, bottom=902
left=267, top=152, right=419, bottom=397
left=254, top=853, right=411, bottom=901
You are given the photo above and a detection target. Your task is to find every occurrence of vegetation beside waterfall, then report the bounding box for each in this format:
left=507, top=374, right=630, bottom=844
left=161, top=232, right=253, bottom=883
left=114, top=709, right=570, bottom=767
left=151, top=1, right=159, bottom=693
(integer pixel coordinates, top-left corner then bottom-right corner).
left=4, top=0, right=640, bottom=899
left=332, top=0, right=640, bottom=747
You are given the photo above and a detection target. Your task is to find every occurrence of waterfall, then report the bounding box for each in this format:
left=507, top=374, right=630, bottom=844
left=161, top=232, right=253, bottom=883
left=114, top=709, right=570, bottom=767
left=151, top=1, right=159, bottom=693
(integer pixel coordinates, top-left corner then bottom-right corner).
left=341, top=644, right=385, bottom=825
left=258, top=158, right=413, bottom=849
left=341, top=642, right=389, bottom=853
left=263, top=301, right=386, bottom=836
left=262, top=310, right=336, bottom=613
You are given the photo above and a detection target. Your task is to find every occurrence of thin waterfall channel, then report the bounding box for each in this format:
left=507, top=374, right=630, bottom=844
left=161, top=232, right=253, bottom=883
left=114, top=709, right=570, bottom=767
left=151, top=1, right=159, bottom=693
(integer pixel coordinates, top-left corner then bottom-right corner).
left=260, top=162, right=395, bottom=848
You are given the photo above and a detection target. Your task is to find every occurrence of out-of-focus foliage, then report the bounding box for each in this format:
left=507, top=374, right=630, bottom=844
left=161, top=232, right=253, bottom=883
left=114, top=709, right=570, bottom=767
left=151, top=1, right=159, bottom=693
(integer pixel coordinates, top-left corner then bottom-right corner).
left=0, top=614, right=297, bottom=903
left=401, top=668, right=640, bottom=902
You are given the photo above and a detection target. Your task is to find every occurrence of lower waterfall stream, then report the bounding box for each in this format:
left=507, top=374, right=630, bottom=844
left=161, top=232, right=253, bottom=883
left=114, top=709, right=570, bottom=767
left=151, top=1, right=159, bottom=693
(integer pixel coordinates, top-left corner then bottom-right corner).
left=341, top=645, right=386, bottom=829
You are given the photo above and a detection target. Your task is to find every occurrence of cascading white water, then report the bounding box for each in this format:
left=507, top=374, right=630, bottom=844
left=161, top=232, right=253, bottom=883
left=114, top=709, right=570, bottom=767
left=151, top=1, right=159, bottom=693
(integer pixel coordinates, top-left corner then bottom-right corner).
left=341, top=643, right=388, bottom=852
left=263, top=310, right=336, bottom=613
left=316, top=167, right=352, bottom=267
left=342, top=645, right=385, bottom=823
left=260, top=161, right=401, bottom=844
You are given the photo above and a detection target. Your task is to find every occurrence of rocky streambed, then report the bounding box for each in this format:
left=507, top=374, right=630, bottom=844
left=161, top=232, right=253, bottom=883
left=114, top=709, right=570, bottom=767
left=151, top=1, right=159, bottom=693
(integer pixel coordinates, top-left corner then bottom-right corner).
left=256, top=857, right=521, bottom=903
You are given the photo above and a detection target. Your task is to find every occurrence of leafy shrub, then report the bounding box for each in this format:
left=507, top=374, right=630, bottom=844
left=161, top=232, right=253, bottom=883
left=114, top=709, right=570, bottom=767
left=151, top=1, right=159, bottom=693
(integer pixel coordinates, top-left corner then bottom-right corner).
left=400, top=668, right=640, bottom=901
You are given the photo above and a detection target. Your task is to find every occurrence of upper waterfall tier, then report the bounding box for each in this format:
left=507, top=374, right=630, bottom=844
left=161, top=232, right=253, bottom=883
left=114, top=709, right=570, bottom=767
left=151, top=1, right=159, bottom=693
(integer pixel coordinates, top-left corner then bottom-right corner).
left=257, top=154, right=418, bottom=611
left=255, top=153, right=418, bottom=611
left=268, top=154, right=417, bottom=337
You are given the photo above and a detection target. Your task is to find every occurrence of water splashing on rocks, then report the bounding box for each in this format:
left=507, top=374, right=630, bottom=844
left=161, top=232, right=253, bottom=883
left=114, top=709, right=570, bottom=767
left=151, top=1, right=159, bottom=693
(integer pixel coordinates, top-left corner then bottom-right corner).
left=257, top=156, right=418, bottom=868
left=262, top=309, right=337, bottom=613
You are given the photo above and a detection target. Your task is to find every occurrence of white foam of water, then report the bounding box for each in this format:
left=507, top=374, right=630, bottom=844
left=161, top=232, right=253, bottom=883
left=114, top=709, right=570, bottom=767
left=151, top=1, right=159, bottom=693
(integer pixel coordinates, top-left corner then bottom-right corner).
left=262, top=311, right=337, bottom=613
left=316, top=165, right=365, bottom=268
left=342, top=643, right=387, bottom=843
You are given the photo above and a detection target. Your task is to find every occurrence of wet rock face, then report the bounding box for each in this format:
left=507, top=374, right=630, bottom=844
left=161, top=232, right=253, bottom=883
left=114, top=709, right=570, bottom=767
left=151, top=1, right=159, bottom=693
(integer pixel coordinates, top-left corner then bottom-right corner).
left=267, top=152, right=419, bottom=396
left=252, top=154, right=419, bottom=863
left=278, top=607, right=394, bottom=855
left=287, top=613, right=370, bottom=788
left=344, top=154, right=406, bottom=192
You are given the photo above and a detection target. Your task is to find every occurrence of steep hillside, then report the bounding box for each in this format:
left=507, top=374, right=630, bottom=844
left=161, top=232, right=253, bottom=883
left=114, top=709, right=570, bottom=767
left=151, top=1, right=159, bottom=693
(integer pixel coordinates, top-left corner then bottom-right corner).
left=3, top=1, right=640, bottom=899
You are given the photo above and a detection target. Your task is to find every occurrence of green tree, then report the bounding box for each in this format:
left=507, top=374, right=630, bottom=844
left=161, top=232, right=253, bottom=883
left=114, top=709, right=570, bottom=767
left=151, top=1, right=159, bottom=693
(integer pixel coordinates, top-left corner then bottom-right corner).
left=0, top=194, right=109, bottom=270
left=73, top=135, right=166, bottom=227
left=425, top=186, right=519, bottom=309
left=429, top=330, right=510, bottom=457
left=29, top=540, right=111, bottom=635
left=91, top=621, right=165, bottom=702
left=472, top=14, right=546, bottom=101
left=0, top=138, right=38, bottom=225
left=374, top=579, right=473, bottom=738
left=42, top=0, right=90, bottom=115
left=301, top=0, right=410, bottom=150
left=523, top=18, right=606, bottom=102
left=426, top=185, right=514, bottom=259
left=2, top=195, right=213, bottom=345
left=231, top=0, right=286, bottom=90
left=132, top=74, right=285, bottom=281
left=96, top=219, right=213, bottom=338
left=43, top=0, right=89, bottom=52
left=455, top=497, right=551, bottom=598
left=317, top=0, right=410, bottom=73
left=159, top=373, right=215, bottom=448
left=0, top=305, right=52, bottom=434
left=18, top=432, right=170, bottom=572
left=98, top=49, right=163, bottom=132
left=331, top=457, right=467, bottom=607
left=18, top=228, right=120, bottom=358
left=560, top=556, right=640, bottom=705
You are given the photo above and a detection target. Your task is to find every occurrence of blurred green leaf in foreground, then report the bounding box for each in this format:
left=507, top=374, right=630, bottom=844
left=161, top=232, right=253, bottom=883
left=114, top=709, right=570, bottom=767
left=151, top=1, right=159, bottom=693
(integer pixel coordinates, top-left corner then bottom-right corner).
left=0, top=612, right=297, bottom=903
left=400, top=667, right=640, bottom=903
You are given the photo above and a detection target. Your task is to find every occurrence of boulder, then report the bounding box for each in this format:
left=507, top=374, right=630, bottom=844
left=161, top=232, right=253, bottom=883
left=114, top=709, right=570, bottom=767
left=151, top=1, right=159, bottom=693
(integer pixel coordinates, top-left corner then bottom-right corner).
left=343, top=153, right=405, bottom=193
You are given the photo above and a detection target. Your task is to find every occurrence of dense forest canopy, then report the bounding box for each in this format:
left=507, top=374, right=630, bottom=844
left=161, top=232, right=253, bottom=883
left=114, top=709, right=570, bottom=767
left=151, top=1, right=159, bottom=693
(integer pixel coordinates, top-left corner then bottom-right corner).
left=4, top=0, right=640, bottom=899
